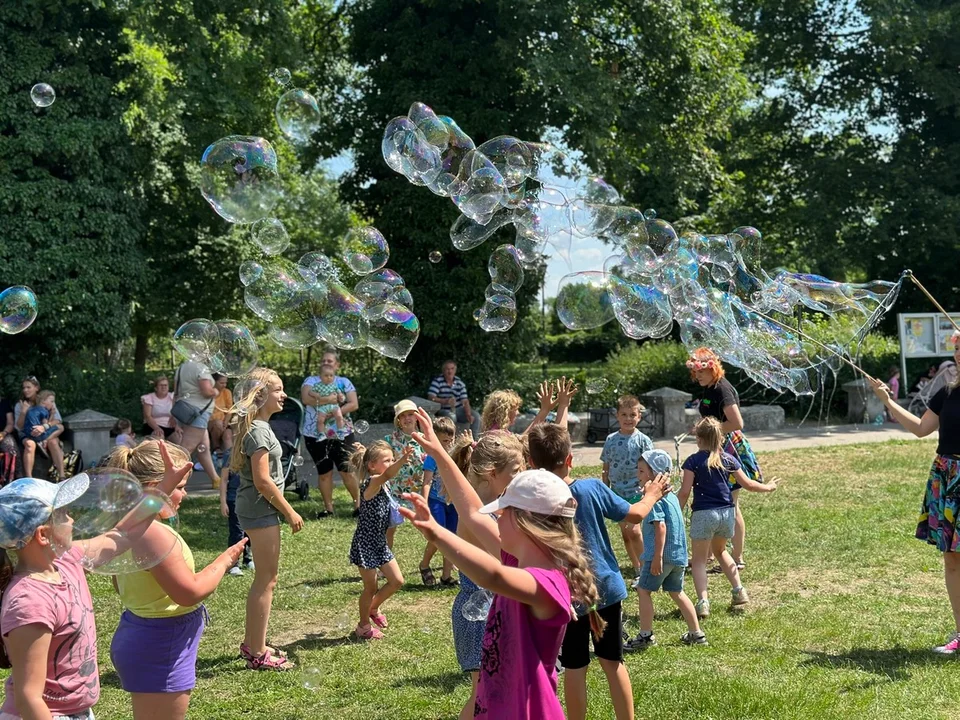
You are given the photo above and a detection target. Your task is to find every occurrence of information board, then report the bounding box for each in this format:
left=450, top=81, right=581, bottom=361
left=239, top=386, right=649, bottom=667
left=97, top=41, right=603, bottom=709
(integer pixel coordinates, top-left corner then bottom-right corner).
left=897, top=313, right=960, bottom=389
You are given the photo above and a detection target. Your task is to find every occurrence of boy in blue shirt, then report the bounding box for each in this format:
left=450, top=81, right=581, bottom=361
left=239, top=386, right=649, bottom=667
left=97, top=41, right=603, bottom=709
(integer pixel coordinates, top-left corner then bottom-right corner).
left=528, top=423, right=671, bottom=720
left=626, top=449, right=707, bottom=649
left=600, top=395, right=654, bottom=580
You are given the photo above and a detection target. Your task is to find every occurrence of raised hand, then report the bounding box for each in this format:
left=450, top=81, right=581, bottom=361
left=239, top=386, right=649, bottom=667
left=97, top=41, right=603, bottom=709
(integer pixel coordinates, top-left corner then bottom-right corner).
left=642, top=472, right=673, bottom=502
left=158, top=440, right=193, bottom=497
left=555, top=376, right=579, bottom=408
left=536, top=380, right=557, bottom=413
left=868, top=377, right=892, bottom=403
left=411, top=407, right=444, bottom=455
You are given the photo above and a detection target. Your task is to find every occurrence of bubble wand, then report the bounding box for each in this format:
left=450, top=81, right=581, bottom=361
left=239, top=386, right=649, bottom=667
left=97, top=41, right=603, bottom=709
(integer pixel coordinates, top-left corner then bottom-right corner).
left=904, top=270, right=960, bottom=334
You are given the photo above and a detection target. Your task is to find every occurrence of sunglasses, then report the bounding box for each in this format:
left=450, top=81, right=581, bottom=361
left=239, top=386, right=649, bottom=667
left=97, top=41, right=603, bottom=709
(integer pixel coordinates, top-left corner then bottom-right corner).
left=23, top=375, right=38, bottom=383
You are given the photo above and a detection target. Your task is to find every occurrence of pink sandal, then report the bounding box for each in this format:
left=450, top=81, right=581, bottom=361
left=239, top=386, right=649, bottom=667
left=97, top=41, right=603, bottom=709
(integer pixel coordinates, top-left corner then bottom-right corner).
left=355, top=623, right=384, bottom=640
left=240, top=642, right=287, bottom=661
left=370, top=612, right=388, bottom=629
left=245, top=648, right=295, bottom=671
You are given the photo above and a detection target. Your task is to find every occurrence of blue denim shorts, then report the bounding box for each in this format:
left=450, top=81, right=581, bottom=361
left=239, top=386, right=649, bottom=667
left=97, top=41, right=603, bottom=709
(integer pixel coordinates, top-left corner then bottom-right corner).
left=636, top=561, right=684, bottom=593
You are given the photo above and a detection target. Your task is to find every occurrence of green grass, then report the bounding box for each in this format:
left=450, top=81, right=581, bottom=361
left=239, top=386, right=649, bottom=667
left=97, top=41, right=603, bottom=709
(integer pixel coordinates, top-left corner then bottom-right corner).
left=11, top=440, right=959, bottom=719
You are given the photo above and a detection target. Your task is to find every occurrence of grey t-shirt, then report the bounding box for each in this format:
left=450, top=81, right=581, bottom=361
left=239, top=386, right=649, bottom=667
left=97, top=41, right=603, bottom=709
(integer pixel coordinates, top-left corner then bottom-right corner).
left=236, top=419, right=283, bottom=519
left=176, top=361, right=214, bottom=410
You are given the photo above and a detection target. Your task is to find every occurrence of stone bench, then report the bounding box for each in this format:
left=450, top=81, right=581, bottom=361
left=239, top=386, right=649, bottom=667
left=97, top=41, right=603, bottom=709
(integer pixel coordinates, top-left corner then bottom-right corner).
left=740, top=404, right=785, bottom=432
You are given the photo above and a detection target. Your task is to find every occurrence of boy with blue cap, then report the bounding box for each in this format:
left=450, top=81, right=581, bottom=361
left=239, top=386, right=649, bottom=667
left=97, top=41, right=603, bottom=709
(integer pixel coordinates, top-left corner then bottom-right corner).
left=626, top=449, right=707, bottom=649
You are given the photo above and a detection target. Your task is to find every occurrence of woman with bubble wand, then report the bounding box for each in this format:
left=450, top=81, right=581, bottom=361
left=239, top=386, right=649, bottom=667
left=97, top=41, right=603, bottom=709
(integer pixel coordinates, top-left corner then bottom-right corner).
left=0, top=446, right=189, bottom=720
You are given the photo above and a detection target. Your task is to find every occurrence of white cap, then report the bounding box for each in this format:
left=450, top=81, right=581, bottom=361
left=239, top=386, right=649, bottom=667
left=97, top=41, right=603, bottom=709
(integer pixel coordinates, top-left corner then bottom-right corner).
left=478, top=469, right=577, bottom=518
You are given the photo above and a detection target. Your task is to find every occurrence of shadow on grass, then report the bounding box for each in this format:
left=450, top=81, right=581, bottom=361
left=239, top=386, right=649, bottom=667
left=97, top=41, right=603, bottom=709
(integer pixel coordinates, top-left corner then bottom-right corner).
left=392, top=670, right=470, bottom=693
left=285, top=632, right=360, bottom=653
left=800, top=647, right=950, bottom=681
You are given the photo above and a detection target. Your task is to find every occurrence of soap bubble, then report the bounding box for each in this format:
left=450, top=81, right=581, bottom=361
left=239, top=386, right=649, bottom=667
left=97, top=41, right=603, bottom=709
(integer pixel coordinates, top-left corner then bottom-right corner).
left=555, top=272, right=615, bottom=330
left=244, top=257, right=317, bottom=322
left=239, top=260, right=263, bottom=286
left=252, top=218, right=290, bottom=255
left=317, top=281, right=368, bottom=349
left=30, top=83, right=55, bottom=107
left=0, top=286, right=38, bottom=335
left=462, top=588, right=494, bottom=621
left=643, top=208, right=657, bottom=220
left=390, top=287, right=414, bottom=310
left=299, top=251, right=340, bottom=283
left=197, top=444, right=207, bottom=453
left=275, top=88, right=321, bottom=144
left=302, top=666, right=323, bottom=691
left=173, top=319, right=219, bottom=363
left=366, top=302, right=420, bottom=361
left=478, top=294, right=517, bottom=333
left=472, top=308, right=482, bottom=321
left=209, top=320, right=259, bottom=377
left=293, top=455, right=304, bottom=467
left=52, top=469, right=181, bottom=576
left=342, top=227, right=389, bottom=275
left=487, top=244, right=524, bottom=293
left=271, top=67, right=292, bottom=86
left=200, top=136, right=281, bottom=224
left=429, top=250, right=443, bottom=264
left=586, top=378, right=610, bottom=395
left=354, top=420, right=370, bottom=434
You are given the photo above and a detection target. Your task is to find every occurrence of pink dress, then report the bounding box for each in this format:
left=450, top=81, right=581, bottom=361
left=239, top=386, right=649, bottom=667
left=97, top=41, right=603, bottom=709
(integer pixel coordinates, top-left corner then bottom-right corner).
left=473, top=553, right=572, bottom=719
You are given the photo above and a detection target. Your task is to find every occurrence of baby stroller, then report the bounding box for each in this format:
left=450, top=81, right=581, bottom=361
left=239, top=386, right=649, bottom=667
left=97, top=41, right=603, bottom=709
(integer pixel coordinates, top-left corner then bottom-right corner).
left=585, top=408, right=619, bottom=444
left=269, top=397, right=310, bottom=501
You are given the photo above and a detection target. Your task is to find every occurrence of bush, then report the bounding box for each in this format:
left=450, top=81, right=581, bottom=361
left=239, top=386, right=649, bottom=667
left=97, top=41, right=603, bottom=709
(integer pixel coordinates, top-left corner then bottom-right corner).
left=540, top=331, right=627, bottom=364
left=603, top=341, right=698, bottom=398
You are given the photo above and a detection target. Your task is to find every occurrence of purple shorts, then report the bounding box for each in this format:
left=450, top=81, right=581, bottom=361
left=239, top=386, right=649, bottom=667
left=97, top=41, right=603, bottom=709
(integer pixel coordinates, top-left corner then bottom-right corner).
left=110, top=606, right=207, bottom=693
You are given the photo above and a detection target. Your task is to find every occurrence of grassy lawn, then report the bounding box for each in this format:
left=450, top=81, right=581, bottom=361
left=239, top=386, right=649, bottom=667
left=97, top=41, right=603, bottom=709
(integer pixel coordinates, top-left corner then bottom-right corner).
left=10, top=440, right=958, bottom=719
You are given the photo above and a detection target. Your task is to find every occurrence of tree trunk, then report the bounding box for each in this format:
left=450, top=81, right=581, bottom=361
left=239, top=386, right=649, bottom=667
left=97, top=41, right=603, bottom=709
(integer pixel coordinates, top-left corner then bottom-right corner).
left=134, top=333, right=148, bottom=373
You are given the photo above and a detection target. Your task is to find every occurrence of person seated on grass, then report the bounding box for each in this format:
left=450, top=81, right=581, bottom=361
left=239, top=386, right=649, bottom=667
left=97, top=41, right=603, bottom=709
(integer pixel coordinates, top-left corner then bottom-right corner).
left=626, top=449, right=706, bottom=650
left=526, top=421, right=671, bottom=720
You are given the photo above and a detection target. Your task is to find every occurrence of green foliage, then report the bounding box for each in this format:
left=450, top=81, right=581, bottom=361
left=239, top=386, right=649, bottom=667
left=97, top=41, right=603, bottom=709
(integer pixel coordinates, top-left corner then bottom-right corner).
left=0, top=0, right=147, bottom=379
left=540, top=330, right=627, bottom=364
left=604, top=341, right=699, bottom=398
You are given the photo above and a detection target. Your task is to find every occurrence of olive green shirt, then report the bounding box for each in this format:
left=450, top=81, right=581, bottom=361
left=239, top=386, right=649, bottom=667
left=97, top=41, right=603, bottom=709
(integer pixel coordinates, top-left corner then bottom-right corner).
left=236, top=420, right=283, bottom=519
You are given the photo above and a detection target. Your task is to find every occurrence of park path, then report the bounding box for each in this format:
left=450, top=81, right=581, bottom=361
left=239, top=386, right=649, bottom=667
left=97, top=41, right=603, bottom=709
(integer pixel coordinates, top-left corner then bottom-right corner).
left=570, top=422, right=935, bottom=466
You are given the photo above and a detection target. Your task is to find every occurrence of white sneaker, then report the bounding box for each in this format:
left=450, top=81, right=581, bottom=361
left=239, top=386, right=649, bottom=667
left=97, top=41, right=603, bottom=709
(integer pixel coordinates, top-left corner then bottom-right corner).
left=244, top=560, right=255, bottom=571
left=695, top=598, right=710, bottom=618
left=228, top=565, right=244, bottom=576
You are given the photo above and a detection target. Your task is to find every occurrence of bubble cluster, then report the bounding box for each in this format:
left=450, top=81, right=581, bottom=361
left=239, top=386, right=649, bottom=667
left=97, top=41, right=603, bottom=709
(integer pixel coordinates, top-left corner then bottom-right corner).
left=462, top=588, right=494, bottom=621
left=30, top=83, right=55, bottom=107
left=240, top=237, right=419, bottom=361
left=0, top=286, right=38, bottom=335
left=52, top=469, right=181, bottom=576
left=275, top=88, right=321, bottom=145
left=384, top=103, right=902, bottom=394
left=200, top=136, right=281, bottom=224
left=173, top=319, right=259, bottom=377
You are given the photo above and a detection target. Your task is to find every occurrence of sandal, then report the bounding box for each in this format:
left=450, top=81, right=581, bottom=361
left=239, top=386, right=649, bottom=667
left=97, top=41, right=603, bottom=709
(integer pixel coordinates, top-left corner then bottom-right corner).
left=240, top=642, right=287, bottom=661
left=419, top=566, right=437, bottom=587
left=355, top=624, right=384, bottom=640
left=370, top=612, right=388, bottom=629
left=440, top=576, right=460, bottom=587
left=246, top=648, right=295, bottom=671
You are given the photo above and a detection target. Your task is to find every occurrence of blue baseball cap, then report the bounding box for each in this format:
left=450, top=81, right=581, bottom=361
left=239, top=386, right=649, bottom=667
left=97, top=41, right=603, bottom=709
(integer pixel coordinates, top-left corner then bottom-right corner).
left=641, top=449, right=672, bottom=475
left=0, top=475, right=89, bottom=549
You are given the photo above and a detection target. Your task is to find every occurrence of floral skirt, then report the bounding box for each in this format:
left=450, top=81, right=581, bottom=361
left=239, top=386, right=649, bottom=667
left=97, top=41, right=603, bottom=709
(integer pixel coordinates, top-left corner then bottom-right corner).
left=916, top=454, right=960, bottom=553
left=724, top=430, right=763, bottom=491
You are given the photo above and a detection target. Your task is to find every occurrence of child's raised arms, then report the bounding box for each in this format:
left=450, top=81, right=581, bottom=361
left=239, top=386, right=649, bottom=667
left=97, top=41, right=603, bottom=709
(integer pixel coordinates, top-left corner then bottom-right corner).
left=410, top=407, right=501, bottom=556
left=399, top=493, right=570, bottom=621
left=365, top=446, right=415, bottom=500
left=553, top=376, right=578, bottom=429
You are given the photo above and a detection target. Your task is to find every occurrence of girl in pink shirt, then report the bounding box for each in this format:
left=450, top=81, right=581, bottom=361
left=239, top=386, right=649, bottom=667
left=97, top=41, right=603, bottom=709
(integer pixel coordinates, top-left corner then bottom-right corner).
left=402, top=408, right=604, bottom=720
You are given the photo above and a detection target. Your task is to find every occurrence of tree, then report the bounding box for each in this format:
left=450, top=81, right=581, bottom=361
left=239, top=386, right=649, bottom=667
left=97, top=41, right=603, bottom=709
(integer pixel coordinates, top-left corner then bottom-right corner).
left=0, top=0, right=146, bottom=385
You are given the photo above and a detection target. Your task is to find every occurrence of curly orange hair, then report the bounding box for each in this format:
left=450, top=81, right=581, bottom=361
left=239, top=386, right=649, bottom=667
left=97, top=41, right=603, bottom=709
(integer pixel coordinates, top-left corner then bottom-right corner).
left=686, top=347, right=726, bottom=385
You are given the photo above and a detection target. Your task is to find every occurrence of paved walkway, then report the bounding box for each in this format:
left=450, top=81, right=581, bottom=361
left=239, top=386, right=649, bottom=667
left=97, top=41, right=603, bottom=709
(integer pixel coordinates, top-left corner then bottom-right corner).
left=571, top=422, right=935, bottom=465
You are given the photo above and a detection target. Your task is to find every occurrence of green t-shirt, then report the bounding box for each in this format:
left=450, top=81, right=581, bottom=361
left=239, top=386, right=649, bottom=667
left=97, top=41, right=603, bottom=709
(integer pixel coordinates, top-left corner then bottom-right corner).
left=236, top=419, right=283, bottom=519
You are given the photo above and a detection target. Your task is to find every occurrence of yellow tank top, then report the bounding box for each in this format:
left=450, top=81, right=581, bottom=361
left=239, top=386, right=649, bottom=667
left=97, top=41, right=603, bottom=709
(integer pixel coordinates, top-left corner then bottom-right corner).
left=116, top=524, right=198, bottom=618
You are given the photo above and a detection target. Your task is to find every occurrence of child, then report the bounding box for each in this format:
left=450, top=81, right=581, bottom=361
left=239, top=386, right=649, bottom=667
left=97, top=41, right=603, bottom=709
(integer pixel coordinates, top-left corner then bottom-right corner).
left=678, top=417, right=778, bottom=618
left=219, top=451, right=253, bottom=576
left=527, top=423, right=671, bottom=720
left=231, top=368, right=304, bottom=671
left=348, top=441, right=414, bottom=639
left=313, top=367, right=349, bottom=439
left=0, top=450, right=188, bottom=720
left=383, top=400, right=425, bottom=551
left=113, top=418, right=137, bottom=448
left=601, top=395, right=654, bottom=580
left=418, top=415, right=459, bottom=587
left=103, top=441, right=249, bottom=720
left=626, top=449, right=706, bottom=649
left=404, top=407, right=604, bottom=720
left=447, top=428, right=525, bottom=720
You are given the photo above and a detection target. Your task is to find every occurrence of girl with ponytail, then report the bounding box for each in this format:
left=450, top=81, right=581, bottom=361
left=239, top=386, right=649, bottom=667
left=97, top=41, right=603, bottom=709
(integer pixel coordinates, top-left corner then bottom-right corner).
left=678, top=417, right=778, bottom=619
left=401, top=408, right=600, bottom=720
left=228, top=368, right=302, bottom=672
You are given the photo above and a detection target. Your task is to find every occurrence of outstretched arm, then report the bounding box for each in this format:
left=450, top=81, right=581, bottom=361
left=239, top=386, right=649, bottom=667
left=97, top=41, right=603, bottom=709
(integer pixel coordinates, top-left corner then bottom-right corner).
left=870, top=378, right=940, bottom=437
left=410, top=408, right=501, bottom=555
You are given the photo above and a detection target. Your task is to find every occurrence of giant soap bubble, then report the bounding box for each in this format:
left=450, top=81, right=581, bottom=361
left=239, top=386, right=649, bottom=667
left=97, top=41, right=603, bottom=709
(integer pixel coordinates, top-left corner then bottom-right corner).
left=173, top=319, right=258, bottom=377
left=200, top=136, right=282, bottom=224
left=0, top=286, right=38, bottom=335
